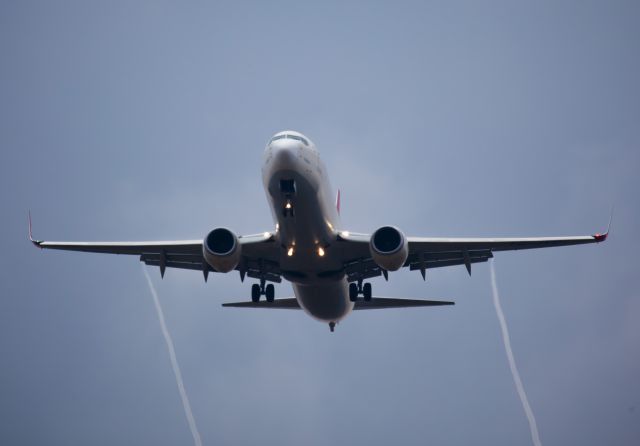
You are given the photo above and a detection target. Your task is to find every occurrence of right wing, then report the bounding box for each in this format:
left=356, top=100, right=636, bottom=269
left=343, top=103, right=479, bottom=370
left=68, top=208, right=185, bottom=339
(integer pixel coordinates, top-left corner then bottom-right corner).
left=29, top=214, right=281, bottom=282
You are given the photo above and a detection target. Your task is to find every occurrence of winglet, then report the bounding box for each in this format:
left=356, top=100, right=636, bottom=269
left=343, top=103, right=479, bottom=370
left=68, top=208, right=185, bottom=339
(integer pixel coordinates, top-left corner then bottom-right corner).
left=593, top=207, right=613, bottom=243
left=28, top=211, right=43, bottom=248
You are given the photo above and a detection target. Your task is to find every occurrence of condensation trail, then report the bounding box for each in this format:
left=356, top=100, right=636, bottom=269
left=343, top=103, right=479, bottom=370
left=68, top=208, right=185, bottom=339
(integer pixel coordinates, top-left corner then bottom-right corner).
left=490, top=260, right=542, bottom=446
left=142, top=265, right=203, bottom=446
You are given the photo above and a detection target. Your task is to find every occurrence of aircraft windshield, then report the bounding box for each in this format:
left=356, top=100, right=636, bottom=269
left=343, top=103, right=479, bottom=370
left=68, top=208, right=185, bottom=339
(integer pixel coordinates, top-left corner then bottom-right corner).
left=287, top=135, right=309, bottom=145
left=269, top=135, right=286, bottom=143
left=269, top=134, right=309, bottom=146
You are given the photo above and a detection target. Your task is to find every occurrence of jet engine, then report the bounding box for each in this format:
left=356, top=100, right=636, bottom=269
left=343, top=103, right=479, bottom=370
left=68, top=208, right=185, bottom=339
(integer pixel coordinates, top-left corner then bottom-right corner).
left=202, top=228, right=241, bottom=273
left=369, top=226, right=409, bottom=271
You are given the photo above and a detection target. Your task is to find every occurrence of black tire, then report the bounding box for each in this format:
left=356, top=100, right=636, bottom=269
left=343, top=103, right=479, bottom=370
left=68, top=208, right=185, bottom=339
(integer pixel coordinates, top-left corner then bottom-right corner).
left=363, top=283, right=372, bottom=301
left=265, top=284, right=275, bottom=302
left=251, top=284, right=261, bottom=302
left=349, top=283, right=358, bottom=302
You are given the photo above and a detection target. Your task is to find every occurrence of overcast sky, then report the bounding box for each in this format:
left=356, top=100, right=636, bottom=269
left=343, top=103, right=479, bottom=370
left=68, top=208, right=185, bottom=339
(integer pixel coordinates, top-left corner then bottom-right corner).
left=1, top=1, right=639, bottom=445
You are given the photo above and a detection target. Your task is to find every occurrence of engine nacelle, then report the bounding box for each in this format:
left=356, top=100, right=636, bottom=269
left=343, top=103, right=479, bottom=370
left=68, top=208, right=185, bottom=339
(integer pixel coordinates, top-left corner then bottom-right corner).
left=369, top=226, right=409, bottom=272
left=202, top=228, right=241, bottom=273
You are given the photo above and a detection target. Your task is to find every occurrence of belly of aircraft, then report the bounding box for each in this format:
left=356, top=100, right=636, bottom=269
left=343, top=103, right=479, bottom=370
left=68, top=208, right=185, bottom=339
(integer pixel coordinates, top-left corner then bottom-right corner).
left=268, top=169, right=342, bottom=272
left=293, top=281, right=353, bottom=323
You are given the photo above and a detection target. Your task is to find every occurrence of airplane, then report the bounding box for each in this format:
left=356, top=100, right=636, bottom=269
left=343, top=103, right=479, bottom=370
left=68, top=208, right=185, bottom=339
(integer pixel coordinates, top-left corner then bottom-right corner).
left=29, top=130, right=610, bottom=332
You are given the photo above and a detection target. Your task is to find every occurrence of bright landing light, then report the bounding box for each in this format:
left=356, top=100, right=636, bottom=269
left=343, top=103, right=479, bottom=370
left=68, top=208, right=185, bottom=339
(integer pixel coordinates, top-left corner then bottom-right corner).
left=287, top=247, right=294, bottom=256
left=285, top=202, right=292, bottom=209
left=317, top=247, right=325, bottom=257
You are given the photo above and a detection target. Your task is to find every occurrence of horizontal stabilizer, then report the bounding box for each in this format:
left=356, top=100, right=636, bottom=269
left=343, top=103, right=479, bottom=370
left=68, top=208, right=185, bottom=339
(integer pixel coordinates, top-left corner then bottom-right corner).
left=353, top=297, right=454, bottom=310
left=222, top=298, right=300, bottom=309
left=222, top=297, right=454, bottom=310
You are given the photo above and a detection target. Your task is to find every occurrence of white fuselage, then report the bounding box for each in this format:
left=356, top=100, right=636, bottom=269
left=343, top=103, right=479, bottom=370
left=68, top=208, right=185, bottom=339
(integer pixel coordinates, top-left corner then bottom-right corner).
left=261, top=131, right=354, bottom=324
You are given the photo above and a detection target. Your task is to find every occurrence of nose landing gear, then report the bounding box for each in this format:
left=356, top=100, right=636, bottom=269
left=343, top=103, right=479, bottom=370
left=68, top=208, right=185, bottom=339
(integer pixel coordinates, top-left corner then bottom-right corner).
left=349, top=280, right=372, bottom=302
left=251, top=279, right=275, bottom=302
left=282, top=199, right=295, bottom=217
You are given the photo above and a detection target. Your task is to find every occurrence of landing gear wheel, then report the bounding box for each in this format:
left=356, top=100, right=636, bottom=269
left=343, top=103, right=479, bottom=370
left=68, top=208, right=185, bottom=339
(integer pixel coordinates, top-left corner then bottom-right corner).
left=363, top=283, right=372, bottom=301
left=265, top=284, right=275, bottom=302
left=251, top=284, right=261, bottom=302
left=349, top=283, right=359, bottom=302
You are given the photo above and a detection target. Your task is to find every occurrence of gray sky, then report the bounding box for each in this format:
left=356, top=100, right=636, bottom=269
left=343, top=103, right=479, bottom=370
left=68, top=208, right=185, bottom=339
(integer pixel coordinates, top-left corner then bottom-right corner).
left=1, top=1, right=639, bottom=445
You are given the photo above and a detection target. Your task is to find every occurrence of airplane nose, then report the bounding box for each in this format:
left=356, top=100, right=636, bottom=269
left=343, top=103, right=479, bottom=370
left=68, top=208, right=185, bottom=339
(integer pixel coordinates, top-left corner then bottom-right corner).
left=272, top=145, right=298, bottom=169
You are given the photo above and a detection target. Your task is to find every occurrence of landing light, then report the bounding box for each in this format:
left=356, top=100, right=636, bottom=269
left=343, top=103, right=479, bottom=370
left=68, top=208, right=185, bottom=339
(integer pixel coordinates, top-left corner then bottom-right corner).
left=287, top=247, right=294, bottom=256
left=263, top=232, right=270, bottom=238
left=285, top=202, right=292, bottom=209
left=318, top=247, right=325, bottom=257
left=341, top=231, right=350, bottom=237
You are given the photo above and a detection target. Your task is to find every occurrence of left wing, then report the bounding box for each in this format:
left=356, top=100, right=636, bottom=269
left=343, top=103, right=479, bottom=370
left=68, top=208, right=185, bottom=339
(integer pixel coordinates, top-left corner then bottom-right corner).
left=338, top=222, right=609, bottom=281
left=29, top=214, right=281, bottom=282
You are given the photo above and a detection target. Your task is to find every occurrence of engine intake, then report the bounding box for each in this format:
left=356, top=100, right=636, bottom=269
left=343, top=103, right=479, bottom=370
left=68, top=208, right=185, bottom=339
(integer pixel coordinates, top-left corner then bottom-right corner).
left=203, top=228, right=241, bottom=273
left=369, top=226, right=408, bottom=271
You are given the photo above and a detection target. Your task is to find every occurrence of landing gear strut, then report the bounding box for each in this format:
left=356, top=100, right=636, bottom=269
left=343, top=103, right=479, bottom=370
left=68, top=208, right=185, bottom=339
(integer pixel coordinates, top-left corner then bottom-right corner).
left=349, top=280, right=372, bottom=302
left=251, top=279, right=275, bottom=302
left=329, top=322, right=336, bottom=332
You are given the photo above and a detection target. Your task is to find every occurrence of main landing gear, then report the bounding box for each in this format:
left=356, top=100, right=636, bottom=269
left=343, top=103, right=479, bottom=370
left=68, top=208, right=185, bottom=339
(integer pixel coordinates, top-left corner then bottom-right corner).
left=251, top=278, right=274, bottom=303
left=349, top=281, right=372, bottom=302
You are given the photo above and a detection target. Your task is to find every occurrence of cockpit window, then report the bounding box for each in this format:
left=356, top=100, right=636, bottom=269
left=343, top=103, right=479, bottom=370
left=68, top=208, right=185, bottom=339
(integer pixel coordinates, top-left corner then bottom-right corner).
left=269, top=135, right=286, bottom=144
left=269, top=134, right=310, bottom=146
left=288, top=135, right=310, bottom=146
